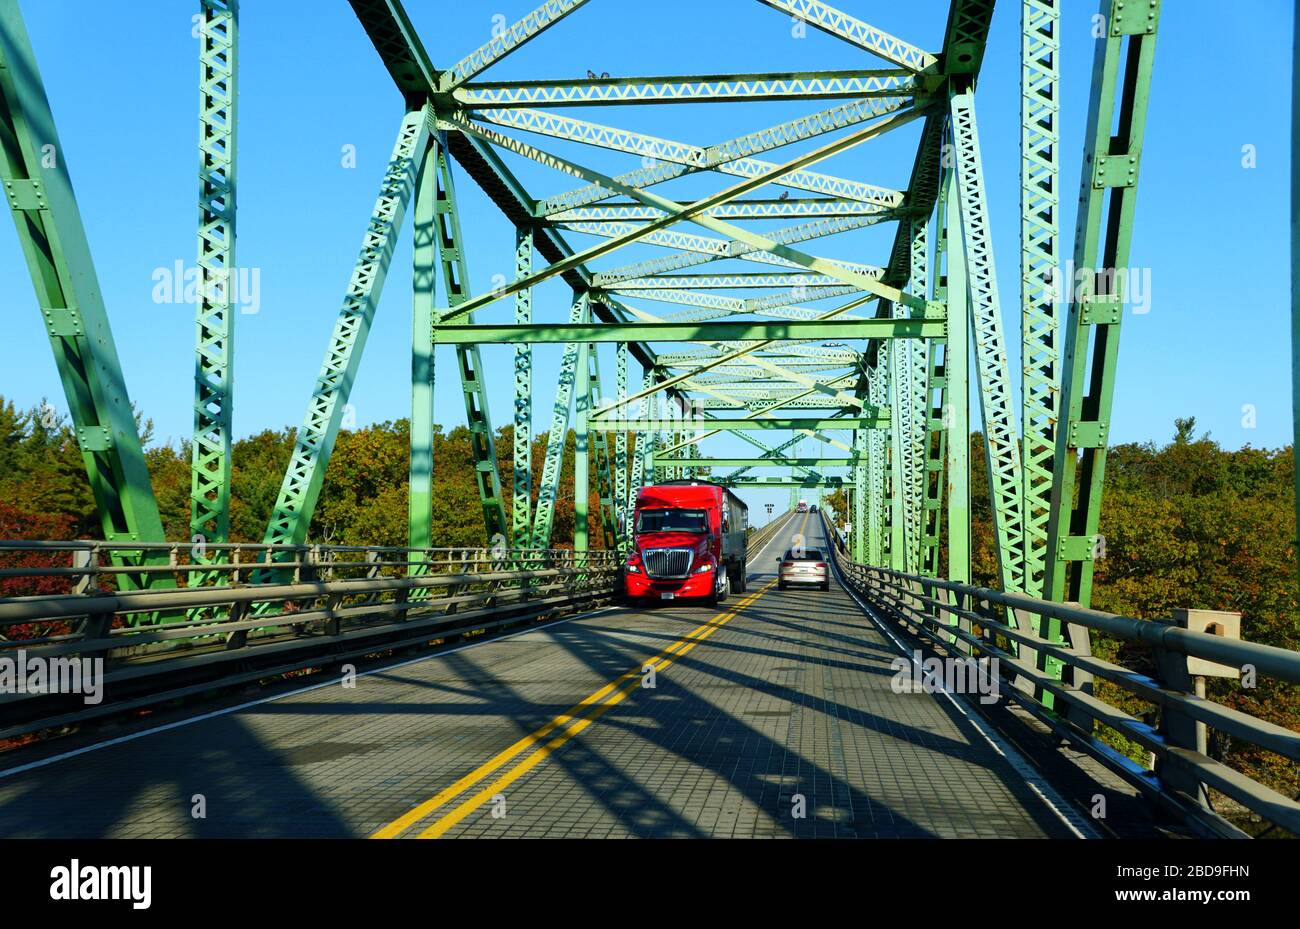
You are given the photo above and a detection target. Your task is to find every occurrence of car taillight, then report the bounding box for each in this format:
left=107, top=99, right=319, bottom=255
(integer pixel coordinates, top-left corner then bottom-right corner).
left=815, top=562, right=826, bottom=569
left=781, top=562, right=793, bottom=569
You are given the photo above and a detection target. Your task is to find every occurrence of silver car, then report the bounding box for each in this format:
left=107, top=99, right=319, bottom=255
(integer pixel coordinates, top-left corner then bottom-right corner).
left=777, top=548, right=829, bottom=591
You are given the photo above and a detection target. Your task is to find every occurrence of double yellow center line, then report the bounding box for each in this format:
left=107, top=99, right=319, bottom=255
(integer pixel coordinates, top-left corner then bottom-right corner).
left=372, top=578, right=777, bottom=839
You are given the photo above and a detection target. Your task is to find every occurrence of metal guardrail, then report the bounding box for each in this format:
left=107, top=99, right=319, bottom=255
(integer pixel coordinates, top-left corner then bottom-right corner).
left=0, top=540, right=620, bottom=740
left=819, top=512, right=1300, bottom=838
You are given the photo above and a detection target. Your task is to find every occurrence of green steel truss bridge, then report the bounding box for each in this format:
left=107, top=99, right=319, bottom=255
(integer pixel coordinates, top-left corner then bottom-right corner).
left=0, top=0, right=1297, bottom=841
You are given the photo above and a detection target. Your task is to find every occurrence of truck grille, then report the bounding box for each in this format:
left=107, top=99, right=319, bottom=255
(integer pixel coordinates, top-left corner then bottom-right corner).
left=643, top=548, right=693, bottom=579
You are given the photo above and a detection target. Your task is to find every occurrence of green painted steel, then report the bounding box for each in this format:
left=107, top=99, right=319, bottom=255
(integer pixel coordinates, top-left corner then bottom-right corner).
left=531, top=293, right=587, bottom=549
left=408, top=137, right=437, bottom=552
left=0, top=0, right=167, bottom=567
left=433, top=318, right=942, bottom=344
left=455, top=70, right=916, bottom=108
left=190, top=0, right=239, bottom=548
left=262, top=108, right=430, bottom=548
left=511, top=226, right=534, bottom=551
left=652, top=457, right=854, bottom=468
left=1043, top=0, right=1162, bottom=610
left=944, top=169, right=971, bottom=584
left=950, top=89, right=1026, bottom=593
left=1019, top=0, right=1061, bottom=598
left=574, top=338, right=591, bottom=556
left=430, top=140, right=509, bottom=546
left=592, top=417, right=883, bottom=432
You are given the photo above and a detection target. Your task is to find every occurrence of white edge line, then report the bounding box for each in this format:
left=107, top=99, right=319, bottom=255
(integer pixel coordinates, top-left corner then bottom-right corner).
left=823, top=529, right=1100, bottom=840
left=0, top=606, right=619, bottom=781
left=1, top=510, right=801, bottom=783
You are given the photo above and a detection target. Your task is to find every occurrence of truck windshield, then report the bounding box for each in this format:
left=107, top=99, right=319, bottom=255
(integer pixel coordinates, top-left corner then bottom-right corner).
left=637, top=508, right=708, bottom=533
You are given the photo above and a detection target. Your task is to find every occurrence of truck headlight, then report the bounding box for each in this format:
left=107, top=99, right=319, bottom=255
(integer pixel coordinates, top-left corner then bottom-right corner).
left=693, top=561, right=714, bottom=574
left=626, top=564, right=641, bottom=573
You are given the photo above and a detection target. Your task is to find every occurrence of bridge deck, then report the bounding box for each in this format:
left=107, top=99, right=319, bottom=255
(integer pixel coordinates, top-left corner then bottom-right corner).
left=0, top=515, right=1081, bottom=838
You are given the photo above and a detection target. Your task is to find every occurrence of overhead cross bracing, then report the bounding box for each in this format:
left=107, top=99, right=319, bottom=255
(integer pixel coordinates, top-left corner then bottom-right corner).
left=1, top=0, right=1158, bottom=605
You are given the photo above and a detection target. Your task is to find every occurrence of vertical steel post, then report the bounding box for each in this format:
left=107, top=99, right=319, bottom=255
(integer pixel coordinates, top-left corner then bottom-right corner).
left=191, top=0, right=239, bottom=548
left=1044, top=0, right=1162, bottom=609
left=511, top=225, right=534, bottom=550
left=951, top=89, right=1026, bottom=592
left=945, top=170, right=971, bottom=584
left=531, top=291, right=587, bottom=549
left=408, top=136, right=437, bottom=551
left=1020, top=0, right=1061, bottom=597
left=574, top=334, right=591, bottom=556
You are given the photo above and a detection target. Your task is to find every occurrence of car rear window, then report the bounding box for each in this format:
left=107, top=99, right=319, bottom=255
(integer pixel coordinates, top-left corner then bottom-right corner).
left=784, top=549, right=824, bottom=561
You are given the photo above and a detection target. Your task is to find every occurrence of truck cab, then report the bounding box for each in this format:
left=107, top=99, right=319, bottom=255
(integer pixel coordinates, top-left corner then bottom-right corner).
left=624, top=481, right=748, bottom=606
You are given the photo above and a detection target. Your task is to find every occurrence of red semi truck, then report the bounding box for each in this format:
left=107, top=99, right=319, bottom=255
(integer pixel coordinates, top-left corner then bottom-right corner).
left=623, top=481, right=748, bottom=606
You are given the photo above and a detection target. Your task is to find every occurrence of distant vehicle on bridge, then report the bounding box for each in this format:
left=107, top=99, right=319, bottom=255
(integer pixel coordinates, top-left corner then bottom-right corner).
left=796, top=499, right=809, bottom=513
left=778, top=547, right=829, bottom=591
left=623, top=481, right=747, bottom=606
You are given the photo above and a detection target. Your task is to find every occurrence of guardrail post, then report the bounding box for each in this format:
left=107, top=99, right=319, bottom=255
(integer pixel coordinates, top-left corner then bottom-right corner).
left=73, top=549, right=94, bottom=595
left=1153, top=609, right=1241, bottom=809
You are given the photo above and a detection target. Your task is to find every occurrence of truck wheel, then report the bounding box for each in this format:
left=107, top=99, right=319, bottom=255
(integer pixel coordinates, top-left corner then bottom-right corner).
left=735, top=563, right=747, bottom=593
left=821, top=581, right=830, bottom=592
left=712, top=572, right=729, bottom=606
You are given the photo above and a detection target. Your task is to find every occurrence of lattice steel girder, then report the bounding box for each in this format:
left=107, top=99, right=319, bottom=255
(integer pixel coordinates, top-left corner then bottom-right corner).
left=612, top=273, right=861, bottom=290
left=613, top=342, right=630, bottom=545
left=511, top=226, right=533, bottom=550
left=408, top=135, right=437, bottom=551
left=1044, top=0, right=1162, bottom=609
left=531, top=292, right=588, bottom=549
left=586, top=215, right=887, bottom=286
left=1020, top=0, right=1061, bottom=597
left=944, top=168, right=971, bottom=584
left=723, top=475, right=847, bottom=487
left=434, top=318, right=943, bottom=344
left=440, top=110, right=926, bottom=319
left=852, top=427, right=868, bottom=560
left=754, top=0, right=938, bottom=72
left=592, top=417, right=883, bottom=432
left=476, top=96, right=910, bottom=174
left=262, top=108, right=430, bottom=547
left=574, top=337, right=591, bottom=554
left=0, top=0, right=167, bottom=549
left=438, top=0, right=593, bottom=90
left=950, top=88, right=1026, bottom=593
left=431, top=137, right=510, bottom=543
left=190, top=0, right=239, bottom=546
left=655, top=374, right=861, bottom=454
left=454, top=69, right=918, bottom=107
left=590, top=291, right=877, bottom=416
left=533, top=103, right=909, bottom=216
left=654, top=456, right=853, bottom=467
left=550, top=199, right=892, bottom=222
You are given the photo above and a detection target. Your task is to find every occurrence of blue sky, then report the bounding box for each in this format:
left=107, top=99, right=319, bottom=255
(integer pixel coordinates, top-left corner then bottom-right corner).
left=0, top=1, right=1292, bottom=522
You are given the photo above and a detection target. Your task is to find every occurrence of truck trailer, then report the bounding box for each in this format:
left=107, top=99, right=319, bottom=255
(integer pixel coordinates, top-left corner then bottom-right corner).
left=623, top=481, right=748, bottom=606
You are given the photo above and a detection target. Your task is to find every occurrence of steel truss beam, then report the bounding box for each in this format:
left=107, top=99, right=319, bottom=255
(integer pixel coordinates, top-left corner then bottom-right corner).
left=190, top=0, right=239, bottom=547
left=262, top=108, right=429, bottom=547
left=951, top=89, right=1026, bottom=593
left=1020, top=0, right=1060, bottom=597
left=593, top=417, right=882, bottom=432
left=1044, top=1, right=1162, bottom=608
left=531, top=293, right=588, bottom=549
left=439, top=0, right=593, bottom=90
left=439, top=110, right=925, bottom=319
left=432, top=318, right=942, bottom=345
left=454, top=69, right=916, bottom=107
left=0, top=1, right=167, bottom=565
left=753, top=0, right=938, bottom=72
